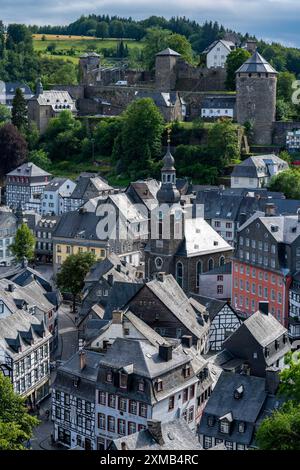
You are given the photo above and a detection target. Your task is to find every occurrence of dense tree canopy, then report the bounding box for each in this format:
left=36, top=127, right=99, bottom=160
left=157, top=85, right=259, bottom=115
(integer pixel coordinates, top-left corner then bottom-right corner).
left=12, top=88, right=28, bottom=132
left=0, top=123, right=27, bottom=178
left=112, top=98, right=164, bottom=179
left=56, top=252, right=96, bottom=312
left=0, top=373, right=38, bottom=450
left=10, top=223, right=36, bottom=262
left=225, top=48, right=251, bottom=90
left=269, top=169, right=300, bottom=199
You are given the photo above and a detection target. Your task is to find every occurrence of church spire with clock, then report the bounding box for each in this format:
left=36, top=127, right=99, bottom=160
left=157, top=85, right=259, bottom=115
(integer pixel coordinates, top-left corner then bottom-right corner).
left=156, top=128, right=180, bottom=205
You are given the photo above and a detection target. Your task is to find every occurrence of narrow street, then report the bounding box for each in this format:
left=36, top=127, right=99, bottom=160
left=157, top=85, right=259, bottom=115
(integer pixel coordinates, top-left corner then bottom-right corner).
left=31, top=302, right=79, bottom=450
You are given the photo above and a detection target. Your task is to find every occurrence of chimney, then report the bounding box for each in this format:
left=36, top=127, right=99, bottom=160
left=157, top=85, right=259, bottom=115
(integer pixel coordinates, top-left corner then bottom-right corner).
left=259, top=301, right=269, bottom=315
left=147, top=420, right=164, bottom=446
left=265, top=367, right=280, bottom=395
left=265, top=203, right=276, bottom=217
left=159, top=343, right=172, bottom=362
left=79, top=350, right=86, bottom=370
left=8, top=283, right=15, bottom=292
left=246, top=40, right=257, bottom=53
left=107, top=274, right=114, bottom=286
left=116, top=264, right=121, bottom=272
left=112, top=310, right=123, bottom=324
left=181, top=335, right=193, bottom=348
left=157, top=272, right=165, bottom=282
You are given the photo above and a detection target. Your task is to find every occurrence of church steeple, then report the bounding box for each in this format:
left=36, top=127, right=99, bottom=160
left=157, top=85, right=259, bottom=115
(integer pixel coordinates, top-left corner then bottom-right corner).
left=157, top=128, right=180, bottom=205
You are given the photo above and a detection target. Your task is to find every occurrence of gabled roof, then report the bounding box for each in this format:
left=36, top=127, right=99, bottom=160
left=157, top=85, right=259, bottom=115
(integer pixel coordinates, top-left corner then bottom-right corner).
left=203, top=39, right=235, bottom=55
left=7, top=162, right=51, bottom=178
left=240, top=310, right=287, bottom=347
left=193, top=294, right=228, bottom=321
left=239, top=212, right=300, bottom=245
left=236, top=51, right=278, bottom=74
left=98, top=337, right=190, bottom=379
left=176, top=217, right=233, bottom=257
left=231, top=155, right=288, bottom=178
left=112, top=419, right=202, bottom=450
left=146, top=274, right=208, bottom=339
left=104, top=281, right=143, bottom=319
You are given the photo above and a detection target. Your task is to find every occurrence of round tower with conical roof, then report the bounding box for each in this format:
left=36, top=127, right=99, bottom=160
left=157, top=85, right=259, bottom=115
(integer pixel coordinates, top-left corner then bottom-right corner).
left=236, top=51, right=278, bottom=145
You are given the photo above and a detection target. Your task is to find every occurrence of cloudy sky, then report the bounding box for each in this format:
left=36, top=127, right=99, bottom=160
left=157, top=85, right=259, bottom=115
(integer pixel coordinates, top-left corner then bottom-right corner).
left=1, top=0, right=299, bottom=47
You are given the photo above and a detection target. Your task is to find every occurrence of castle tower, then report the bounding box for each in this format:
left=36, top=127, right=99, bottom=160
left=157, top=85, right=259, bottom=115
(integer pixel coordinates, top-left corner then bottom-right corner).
left=155, top=48, right=181, bottom=91
left=236, top=52, right=278, bottom=145
left=79, top=52, right=101, bottom=86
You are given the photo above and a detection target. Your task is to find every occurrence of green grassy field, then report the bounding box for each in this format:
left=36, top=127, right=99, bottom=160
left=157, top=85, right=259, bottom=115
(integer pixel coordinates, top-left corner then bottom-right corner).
left=33, top=34, right=144, bottom=63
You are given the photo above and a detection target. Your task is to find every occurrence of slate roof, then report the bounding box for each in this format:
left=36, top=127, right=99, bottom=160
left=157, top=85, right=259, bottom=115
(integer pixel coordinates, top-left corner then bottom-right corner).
left=156, top=48, right=181, bottom=56
left=192, top=295, right=228, bottom=321
left=203, top=39, right=235, bottom=54
left=52, top=210, right=105, bottom=241
left=98, top=337, right=190, bottom=379
left=44, top=177, right=68, bottom=192
left=84, top=253, right=136, bottom=284
left=231, top=155, right=288, bottom=178
left=7, top=162, right=51, bottom=178
left=0, top=310, right=50, bottom=358
left=53, top=350, right=100, bottom=401
left=236, top=51, right=278, bottom=74
left=199, top=371, right=268, bottom=446
left=239, top=213, right=300, bottom=245
left=30, top=90, right=76, bottom=111
left=135, top=90, right=180, bottom=108
left=112, top=419, right=202, bottom=450
left=0, top=82, right=33, bottom=98
left=0, top=209, right=17, bottom=231
left=238, top=310, right=287, bottom=347
left=176, top=217, right=233, bottom=257
left=104, top=281, right=143, bottom=319
left=201, top=95, right=236, bottom=109
left=70, top=173, right=112, bottom=200
left=0, top=278, right=54, bottom=315
left=146, top=274, right=208, bottom=339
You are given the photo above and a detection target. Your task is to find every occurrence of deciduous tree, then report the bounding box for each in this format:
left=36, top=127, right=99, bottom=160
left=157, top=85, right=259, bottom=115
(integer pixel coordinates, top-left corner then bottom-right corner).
left=10, top=223, right=36, bottom=263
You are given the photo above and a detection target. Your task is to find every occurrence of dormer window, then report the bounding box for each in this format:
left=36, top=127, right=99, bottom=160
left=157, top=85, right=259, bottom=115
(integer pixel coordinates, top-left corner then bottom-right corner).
left=156, top=379, right=163, bottom=392
left=234, top=385, right=244, bottom=400
left=207, top=416, right=215, bottom=427
left=275, top=339, right=279, bottom=350
left=183, top=364, right=191, bottom=378
left=138, top=380, right=145, bottom=392
left=238, top=422, right=245, bottom=433
left=219, top=420, right=230, bottom=434
left=119, top=372, right=128, bottom=389
left=264, top=347, right=270, bottom=358
left=106, top=371, right=113, bottom=383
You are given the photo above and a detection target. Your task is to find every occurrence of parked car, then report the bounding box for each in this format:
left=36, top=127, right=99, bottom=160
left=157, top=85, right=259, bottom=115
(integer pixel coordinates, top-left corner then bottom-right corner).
left=115, top=80, right=128, bottom=86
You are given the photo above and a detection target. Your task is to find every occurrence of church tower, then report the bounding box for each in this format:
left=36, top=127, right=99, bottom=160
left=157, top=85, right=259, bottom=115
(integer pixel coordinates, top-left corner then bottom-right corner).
left=236, top=51, right=278, bottom=145
left=145, top=130, right=184, bottom=280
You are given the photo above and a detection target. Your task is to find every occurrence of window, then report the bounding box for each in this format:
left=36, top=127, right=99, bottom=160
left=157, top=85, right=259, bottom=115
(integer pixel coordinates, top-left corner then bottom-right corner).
left=107, top=416, right=115, bottom=432
left=208, top=258, right=214, bottom=271
left=118, top=397, right=127, bottom=412
left=156, top=379, right=163, bottom=392
left=128, top=422, right=136, bottom=435
left=168, top=396, right=175, bottom=411
left=204, top=436, right=212, bottom=449
left=188, top=406, right=194, bottom=422
left=85, top=401, right=91, bottom=414
left=207, top=416, right=215, bottom=427
left=196, top=261, right=202, bottom=289
left=220, top=420, right=230, bottom=434
left=108, top=394, right=116, bottom=408
left=217, top=275, right=224, bottom=282
left=225, top=441, right=233, bottom=450
left=183, top=388, right=188, bottom=403
left=217, top=285, right=223, bottom=295
left=129, top=400, right=137, bottom=415
left=219, top=256, right=225, bottom=266
left=176, top=262, right=183, bottom=288
left=139, top=403, right=147, bottom=418
left=190, top=384, right=195, bottom=399
left=98, top=413, right=105, bottom=430
left=55, top=406, right=61, bottom=419
left=64, top=410, right=70, bottom=422
left=119, top=372, right=128, bottom=389
left=77, top=414, right=83, bottom=427
left=183, top=364, right=191, bottom=378
left=238, top=422, right=245, bottom=433
left=106, top=371, right=113, bottom=383
left=98, top=391, right=106, bottom=405
left=86, top=419, right=91, bottom=431
left=64, top=394, right=70, bottom=406
left=77, top=398, right=82, bottom=410
left=118, top=419, right=126, bottom=435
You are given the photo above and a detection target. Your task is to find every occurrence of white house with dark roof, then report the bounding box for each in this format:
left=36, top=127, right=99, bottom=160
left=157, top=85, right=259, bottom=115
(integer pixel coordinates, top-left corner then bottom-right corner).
left=6, top=162, right=52, bottom=214
left=0, top=81, right=33, bottom=108
left=203, top=40, right=236, bottom=69
left=0, top=310, right=51, bottom=408
left=231, top=155, right=289, bottom=189
left=41, top=177, right=76, bottom=215
left=201, top=95, right=236, bottom=119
